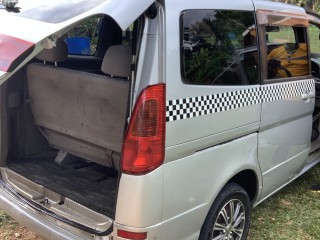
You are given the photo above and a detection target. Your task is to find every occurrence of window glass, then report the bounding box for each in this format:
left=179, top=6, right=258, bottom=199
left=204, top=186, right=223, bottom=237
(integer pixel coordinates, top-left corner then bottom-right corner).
left=64, top=16, right=103, bottom=55
left=309, top=24, right=320, bottom=54
left=122, top=24, right=134, bottom=46
left=308, top=23, right=320, bottom=78
left=266, top=26, right=309, bottom=79
left=181, top=10, right=259, bottom=85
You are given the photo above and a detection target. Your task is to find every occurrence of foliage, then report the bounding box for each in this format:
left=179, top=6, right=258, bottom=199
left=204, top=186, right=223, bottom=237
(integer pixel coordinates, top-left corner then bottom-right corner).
left=185, top=48, right=230, bottom=84
left=184, top=11, right=256, bottom=84
left=67, top=16, right=102, bottom=55
left=274, top=0, right=320, bottom=12
left=72, top=16, right=101, bottom=40
left=0, top=211, right=13, bottom=226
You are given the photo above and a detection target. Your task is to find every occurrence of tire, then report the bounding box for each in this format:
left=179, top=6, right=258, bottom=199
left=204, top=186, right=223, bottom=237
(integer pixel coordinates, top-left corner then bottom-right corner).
left=199, top=183, right=251, bottom=240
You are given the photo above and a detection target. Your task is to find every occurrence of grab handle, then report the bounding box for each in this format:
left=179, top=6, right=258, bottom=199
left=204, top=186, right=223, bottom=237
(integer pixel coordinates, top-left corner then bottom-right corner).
left=301, top=92, right=315, bottom=100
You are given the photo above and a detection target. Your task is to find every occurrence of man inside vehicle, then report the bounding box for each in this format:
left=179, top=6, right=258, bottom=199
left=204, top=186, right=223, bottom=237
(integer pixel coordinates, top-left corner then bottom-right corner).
left=267, top=42, right=308, bottom=79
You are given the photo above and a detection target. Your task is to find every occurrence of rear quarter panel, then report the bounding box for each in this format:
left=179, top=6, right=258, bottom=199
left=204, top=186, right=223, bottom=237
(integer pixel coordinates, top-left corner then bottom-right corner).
left=161, top=133, right=261, bottom=240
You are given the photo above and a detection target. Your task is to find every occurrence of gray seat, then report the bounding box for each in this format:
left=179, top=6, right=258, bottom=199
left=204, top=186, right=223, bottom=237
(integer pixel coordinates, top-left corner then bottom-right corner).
left=27, top=42, right=131, bottom=169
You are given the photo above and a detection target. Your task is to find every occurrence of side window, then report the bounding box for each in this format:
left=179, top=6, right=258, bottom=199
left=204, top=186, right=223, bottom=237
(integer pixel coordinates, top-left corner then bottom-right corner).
left=309, top=23, right=320, bottom=78
left=309, top=23, right=320, bottom=54
left=64, top=15, right=103, bottom=55
left=122, top=25, right=134, bottom=46
left=266, top=25, right=309, bottom=79
left=181, top=10, right=259, bottom=85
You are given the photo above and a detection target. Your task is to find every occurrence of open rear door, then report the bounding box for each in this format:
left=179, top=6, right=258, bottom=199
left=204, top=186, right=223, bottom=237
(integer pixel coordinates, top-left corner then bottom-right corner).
left=0, top=0, right=154, bottom=78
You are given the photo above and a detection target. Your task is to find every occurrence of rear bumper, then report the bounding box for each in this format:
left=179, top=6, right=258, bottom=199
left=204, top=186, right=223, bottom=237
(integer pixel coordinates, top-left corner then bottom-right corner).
left=0, top=184, right=110, bottom=240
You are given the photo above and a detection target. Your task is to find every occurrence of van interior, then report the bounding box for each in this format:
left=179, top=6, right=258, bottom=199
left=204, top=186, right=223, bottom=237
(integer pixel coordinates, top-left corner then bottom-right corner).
left=0, top=15, right=141, bottom=232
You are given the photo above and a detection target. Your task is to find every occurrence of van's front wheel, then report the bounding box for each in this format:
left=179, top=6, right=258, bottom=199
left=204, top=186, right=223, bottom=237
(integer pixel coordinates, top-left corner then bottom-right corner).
left=199, top=183, right=251, bottom=240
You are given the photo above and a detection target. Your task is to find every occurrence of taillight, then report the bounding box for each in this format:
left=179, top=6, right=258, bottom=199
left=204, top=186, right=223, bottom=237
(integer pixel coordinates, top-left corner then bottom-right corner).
left=121, top=84, right=165, bottom=175
left=0, top=34, right=34, bottom=72
left=117, top=230, right=147, bottom=240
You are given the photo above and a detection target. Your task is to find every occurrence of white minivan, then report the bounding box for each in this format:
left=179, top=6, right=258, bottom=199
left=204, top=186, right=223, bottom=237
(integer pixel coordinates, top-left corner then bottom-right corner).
left=1, top=0, right=320, bottom=239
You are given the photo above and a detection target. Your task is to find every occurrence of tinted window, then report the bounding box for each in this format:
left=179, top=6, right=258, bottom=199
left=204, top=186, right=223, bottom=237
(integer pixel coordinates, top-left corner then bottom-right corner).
left=181, top=10, right=259, bottom=85
left=309, top=24, right=320, bottom=54
left=309, top=23, right=320, bottom=78
left=266, top=26, right=309, bottom=79
left=63, top=16, right=103, bottom=55
left=62, top=16, right=134, bottom=56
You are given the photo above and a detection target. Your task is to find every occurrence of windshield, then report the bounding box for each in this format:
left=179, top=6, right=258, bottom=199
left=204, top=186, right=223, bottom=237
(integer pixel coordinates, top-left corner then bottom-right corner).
left=0, top=0, right=106, bottom=23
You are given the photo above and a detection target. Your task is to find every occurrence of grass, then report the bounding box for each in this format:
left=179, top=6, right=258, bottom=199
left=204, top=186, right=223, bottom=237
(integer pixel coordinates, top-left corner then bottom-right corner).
left=0, top=212, right=18, bottom=240
left=0, top=211, right=42, bottom=240
left=0, top=164, right=320, bottom=239
left=0, top=212, right=14, bottom=226
left=248, top=163, right=320, bottom=240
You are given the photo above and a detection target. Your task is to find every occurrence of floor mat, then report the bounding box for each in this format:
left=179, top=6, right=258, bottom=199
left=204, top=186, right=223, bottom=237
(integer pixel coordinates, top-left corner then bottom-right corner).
left=7, top=156, right=118, bottom=217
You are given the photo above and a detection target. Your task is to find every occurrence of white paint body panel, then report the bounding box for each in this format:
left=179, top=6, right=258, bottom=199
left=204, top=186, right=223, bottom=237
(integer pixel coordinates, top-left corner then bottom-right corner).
left=0, top=0, right=153, bottom=39
left=258, top=80, right=314, bottom=200
left=115, top=168, right=164, bottom=227
left=162, top=134, right=259, bottom=221
left=114, top=134, right=260, bottom=240
left=0, top=15, right=58, bottom=43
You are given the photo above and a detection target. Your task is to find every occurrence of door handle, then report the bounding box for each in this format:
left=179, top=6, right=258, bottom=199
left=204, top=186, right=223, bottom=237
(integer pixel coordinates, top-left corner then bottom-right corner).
left=301, top=92, right=315, bottom=100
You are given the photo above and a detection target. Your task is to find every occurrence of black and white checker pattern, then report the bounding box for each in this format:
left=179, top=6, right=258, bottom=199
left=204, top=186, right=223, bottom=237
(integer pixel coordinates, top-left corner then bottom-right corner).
left=261, top=80, right=314, bottom=103
left=166, top=88, right=260, bottom=122
left=166, top=79, right=314, bottom=122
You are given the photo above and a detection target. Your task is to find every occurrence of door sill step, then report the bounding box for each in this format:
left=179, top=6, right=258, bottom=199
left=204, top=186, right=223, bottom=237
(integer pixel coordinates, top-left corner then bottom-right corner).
left=0, top=167, right=112, bottom=233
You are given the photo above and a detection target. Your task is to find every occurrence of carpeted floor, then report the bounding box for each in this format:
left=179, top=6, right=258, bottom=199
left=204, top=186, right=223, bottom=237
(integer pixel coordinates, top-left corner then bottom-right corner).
left=7, top=156, right=118, bottom=217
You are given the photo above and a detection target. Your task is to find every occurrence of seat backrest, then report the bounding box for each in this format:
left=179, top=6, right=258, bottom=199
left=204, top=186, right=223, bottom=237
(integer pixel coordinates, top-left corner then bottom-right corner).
left=101, top=45, right=131, bottom=78
left=27, top=44, right=131, bottom=168
left=36, top=38, right=68, bottom=65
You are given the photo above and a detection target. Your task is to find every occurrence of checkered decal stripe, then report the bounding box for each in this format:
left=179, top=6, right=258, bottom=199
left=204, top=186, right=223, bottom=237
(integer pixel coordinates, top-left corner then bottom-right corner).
left=261, top=80, right=314, bottom=103
left=166, top=80, right=314, bottom=122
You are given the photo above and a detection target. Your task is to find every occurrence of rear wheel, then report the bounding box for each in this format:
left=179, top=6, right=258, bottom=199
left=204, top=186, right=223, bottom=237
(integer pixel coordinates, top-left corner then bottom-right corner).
left=199, top=183, right=251, bottom=240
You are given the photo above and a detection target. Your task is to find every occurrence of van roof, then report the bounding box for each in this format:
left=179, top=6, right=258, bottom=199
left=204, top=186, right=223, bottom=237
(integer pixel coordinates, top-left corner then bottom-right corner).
left=252, top=0, right=306, bottom=15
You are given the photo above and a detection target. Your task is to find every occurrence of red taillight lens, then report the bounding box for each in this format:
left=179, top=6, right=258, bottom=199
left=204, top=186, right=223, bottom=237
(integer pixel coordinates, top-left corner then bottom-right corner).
left=121, top=84, right=165, bottom=175
left=117, top=230, right=147, bottom=240
left=0, top=34, right=34, bottom=72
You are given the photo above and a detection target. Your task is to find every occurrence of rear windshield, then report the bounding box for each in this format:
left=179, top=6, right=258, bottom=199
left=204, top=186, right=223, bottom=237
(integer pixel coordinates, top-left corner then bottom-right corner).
left=0, top=0, right=105, bottom=23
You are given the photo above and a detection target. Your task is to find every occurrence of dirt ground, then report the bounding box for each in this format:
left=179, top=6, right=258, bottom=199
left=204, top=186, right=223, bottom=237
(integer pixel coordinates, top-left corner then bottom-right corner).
left=0, top=224, right=43, bottom=240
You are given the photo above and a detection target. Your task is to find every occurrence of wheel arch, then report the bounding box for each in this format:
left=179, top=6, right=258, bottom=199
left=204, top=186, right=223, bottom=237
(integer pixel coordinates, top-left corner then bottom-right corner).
left=227, top=169, right=259, bottom=203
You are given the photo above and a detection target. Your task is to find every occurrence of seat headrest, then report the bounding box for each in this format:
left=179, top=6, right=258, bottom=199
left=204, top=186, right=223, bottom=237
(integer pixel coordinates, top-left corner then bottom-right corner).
left=101, top=45, right=131, bottom=78
left=36, top=39, right=68, bottom=63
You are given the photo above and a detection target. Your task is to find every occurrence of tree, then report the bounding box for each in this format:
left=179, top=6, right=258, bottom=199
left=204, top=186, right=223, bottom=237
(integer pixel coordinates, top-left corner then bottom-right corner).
left=275, top=0, right=319, bottom=12
left=72, top=17, right=101, bottom=40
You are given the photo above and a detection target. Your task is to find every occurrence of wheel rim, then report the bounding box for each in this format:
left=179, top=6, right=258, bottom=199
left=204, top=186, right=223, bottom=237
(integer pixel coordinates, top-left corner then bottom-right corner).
left=210, top=199, right=246, bottom=240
